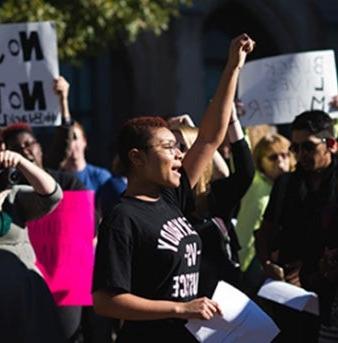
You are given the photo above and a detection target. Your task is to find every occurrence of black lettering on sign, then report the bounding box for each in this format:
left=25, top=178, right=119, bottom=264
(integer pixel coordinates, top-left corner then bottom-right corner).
left=19, top=81, right=46, bottom=111
left=0, top=114, right=7, bottom=127
left=0, top=83, right=5, bottom=112
left=0, top=53, right=4, bottom=64
left=19, top=31, right=44, bottom=61
left=43, top=112, right=57, bottom=124
left=315, top=77, right=324, bottom=91
left=29, top=112, right=43, bottom=125
left=311, top=96, right=325, bottom=110
left=9, top=91, right=21, bottom=109
left=8, top=39, right=20, bottom=56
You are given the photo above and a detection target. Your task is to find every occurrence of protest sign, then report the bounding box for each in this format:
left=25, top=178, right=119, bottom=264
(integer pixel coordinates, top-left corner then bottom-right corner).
left=238, top=50, right=338, bottom=126
left=0, top=21, right=60, bottom=126
left=28, top=191, right=95, bottom=306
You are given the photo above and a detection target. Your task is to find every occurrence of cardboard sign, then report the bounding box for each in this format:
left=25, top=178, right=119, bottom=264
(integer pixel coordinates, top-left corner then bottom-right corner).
left=0, top=21, right=60, bottom=126
left=28, top=191, right=95, bottom=306
left=238, top=50, right=338, bottom=126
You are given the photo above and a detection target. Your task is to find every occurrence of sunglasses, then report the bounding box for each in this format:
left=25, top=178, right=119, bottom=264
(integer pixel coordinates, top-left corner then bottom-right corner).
left=289, top=139, right=326, bottom=154
left=266, top=152, right=289, bottom=162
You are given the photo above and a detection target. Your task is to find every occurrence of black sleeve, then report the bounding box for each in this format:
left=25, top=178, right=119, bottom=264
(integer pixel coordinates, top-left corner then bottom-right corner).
left=46, top=169, right=86, bottom=191
left=209, top=139, right=255, bottom=220
left=43, top=123, right=74, bottom=170
left=93, top=207, right=133, bottom=294
left=263, top=173, right=289, bottom=222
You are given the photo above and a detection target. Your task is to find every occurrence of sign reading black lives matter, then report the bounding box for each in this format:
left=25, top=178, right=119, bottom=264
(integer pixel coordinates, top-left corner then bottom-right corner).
left=238, top=50, right=338, bottom=127
left=0, top=21, right=60, bottom=127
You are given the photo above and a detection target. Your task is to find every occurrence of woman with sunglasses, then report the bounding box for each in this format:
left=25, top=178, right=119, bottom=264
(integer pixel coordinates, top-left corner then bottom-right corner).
left=235, top=133, right=295, bottom=296
left=92, top=33, right=255, bottom=342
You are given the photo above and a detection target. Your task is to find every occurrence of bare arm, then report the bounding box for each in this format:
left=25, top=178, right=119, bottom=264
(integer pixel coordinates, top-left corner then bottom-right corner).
left=0, top=150, right=56, bottom=194
left=183, top=34, right=255, bottom=188
left=54, top=76, right=71, bottom=124
left=93, top=291, right=222, bottom=321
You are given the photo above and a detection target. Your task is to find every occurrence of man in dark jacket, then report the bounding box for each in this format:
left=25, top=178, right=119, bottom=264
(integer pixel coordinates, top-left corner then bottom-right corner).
left=255, top=110, right=338, bottom=342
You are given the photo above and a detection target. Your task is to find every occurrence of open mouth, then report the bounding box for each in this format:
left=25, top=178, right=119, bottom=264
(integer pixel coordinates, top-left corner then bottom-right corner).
left=171, top=165, right=181, bottom=177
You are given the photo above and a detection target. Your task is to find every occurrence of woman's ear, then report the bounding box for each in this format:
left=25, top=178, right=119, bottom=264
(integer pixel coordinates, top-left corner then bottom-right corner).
left=128, top=148, right=146, bottom=168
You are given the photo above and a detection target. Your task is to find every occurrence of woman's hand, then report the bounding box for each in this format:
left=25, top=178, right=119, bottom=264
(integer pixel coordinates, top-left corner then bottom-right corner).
left=0, top=150, right=23, bottom=169
left=175, top=297, right=222, bottom=320
left=54, top=76, right=69, bottom=102
left=167, top=114, right=195, bottom=129
left=227, top=33, right=255, bottom=71
left=54, top=76, right=71, bottom=122
left=263, top=260, right=285, bottom=281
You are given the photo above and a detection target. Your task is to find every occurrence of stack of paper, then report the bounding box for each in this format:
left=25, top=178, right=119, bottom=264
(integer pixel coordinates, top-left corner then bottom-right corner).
left=186, top=281, right=280, bottom=342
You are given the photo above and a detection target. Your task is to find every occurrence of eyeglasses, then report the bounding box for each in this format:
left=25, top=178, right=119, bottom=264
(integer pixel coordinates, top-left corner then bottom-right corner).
left=147, top=141, right=187, bottom=154
left=266, top=152, right=289, bottom=162
left=10, top=140, right=38, bottom=152
left=289, top=139, right=326, bottom=154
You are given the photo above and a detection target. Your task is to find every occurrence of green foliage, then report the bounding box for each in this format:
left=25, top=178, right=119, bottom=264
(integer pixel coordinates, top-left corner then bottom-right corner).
left=0, top=0, right=192, bottom=62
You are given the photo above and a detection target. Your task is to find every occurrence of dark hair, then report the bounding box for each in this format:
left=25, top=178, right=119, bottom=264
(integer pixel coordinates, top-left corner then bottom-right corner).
left=291, top=110, right=334, bottom=137
left=1, top=123, right=35, bottom=145
left=117, top=116, right=168, bottom=173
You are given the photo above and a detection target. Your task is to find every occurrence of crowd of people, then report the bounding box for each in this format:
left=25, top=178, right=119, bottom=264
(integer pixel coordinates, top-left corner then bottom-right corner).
left=1, top=30, right=338, bottom=343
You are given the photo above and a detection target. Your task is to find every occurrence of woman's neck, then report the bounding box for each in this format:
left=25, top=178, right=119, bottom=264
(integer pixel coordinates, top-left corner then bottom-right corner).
left=62, top=157, right=86, bottom=173
left=124, top=176, right=161, bottom=201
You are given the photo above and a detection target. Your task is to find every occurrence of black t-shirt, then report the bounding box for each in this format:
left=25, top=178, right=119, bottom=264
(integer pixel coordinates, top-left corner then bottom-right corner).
left=93, top=170, right=200, bottom=342
left=46, top=168, right=85, bottom=191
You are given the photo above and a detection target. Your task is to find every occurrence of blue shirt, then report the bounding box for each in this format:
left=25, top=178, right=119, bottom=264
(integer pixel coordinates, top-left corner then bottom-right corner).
left=75, top=164, right=127, bottom=215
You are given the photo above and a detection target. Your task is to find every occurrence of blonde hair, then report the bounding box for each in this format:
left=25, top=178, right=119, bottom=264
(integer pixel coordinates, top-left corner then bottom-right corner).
left=253, top=133, right=296, bottom=174
left=173, top=125, right=214, bottom=217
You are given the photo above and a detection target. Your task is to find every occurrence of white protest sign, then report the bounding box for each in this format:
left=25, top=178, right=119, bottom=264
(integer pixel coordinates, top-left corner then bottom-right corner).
left=238, top=50, right=338, bottom=127
left=0, top=21, right=60, bottom=127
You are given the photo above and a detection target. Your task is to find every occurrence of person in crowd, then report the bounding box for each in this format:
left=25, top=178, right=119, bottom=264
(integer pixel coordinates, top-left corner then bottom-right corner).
left=0, top=147, right=64, bottom=342
left=48, top=76, right=127, bottom=218
left=1, top=122, right=88, bottom=343
left=255, top=110, right=338, bottom=342
left=169, top=106, right=255, bottom=297
left=235, top=133, right=295, bottom=297
left=92, top=33, right=255, bottom=342
left=50, top=76, right=125, bottom=342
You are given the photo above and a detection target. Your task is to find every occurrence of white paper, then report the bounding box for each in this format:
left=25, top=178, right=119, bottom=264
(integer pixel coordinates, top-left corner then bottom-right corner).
left=0, top=21, right=60, bottom=126
left=238, top=50, right=338, bottom=126
left=257, top=278, right=319, bottom=315
left=186, top=281, right=280, bottom=342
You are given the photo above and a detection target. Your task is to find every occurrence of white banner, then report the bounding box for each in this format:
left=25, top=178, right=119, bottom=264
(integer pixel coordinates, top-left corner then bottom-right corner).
left=0, top=21, right=60, bottom=127
left=238, top=50, right=338, bottom=126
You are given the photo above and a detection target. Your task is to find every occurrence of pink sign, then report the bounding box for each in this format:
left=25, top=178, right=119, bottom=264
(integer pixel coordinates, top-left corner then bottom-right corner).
left=28, top=190, right=95, bottom=306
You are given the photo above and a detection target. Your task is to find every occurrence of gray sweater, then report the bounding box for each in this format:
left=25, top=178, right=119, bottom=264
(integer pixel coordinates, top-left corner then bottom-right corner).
left=0, top=184, right=62, bottom=271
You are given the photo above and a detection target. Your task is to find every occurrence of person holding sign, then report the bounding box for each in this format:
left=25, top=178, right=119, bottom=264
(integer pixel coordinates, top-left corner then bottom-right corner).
left=255, top=110, right=338, bottom=342
left=0, top=148, right=65, bottom=342
left=46, top=76, right=127, bottom=219
left=92, top=33, right=255, bottom=342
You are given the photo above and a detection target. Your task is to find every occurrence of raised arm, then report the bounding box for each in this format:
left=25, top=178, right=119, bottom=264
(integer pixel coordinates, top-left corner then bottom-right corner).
left=54, top=76, right=71, bottom=124
left=45, top=76, right=74, bottom=169
left=183, top=33, right=255, bottom=188
left=0, top=150, right=56, bottom=194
